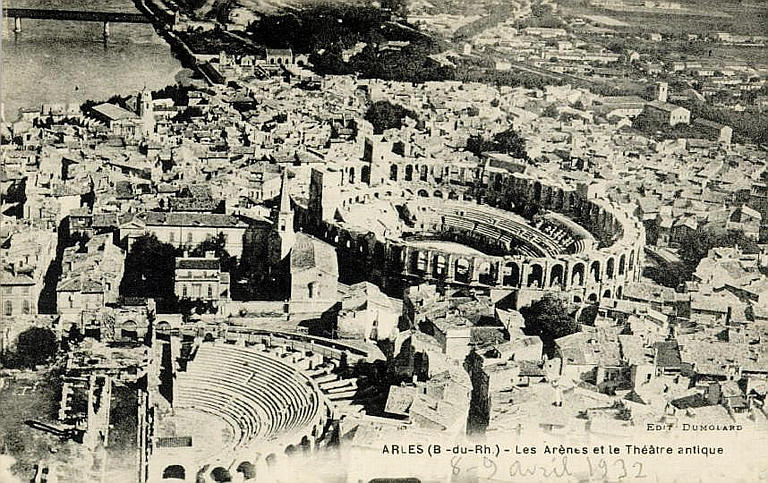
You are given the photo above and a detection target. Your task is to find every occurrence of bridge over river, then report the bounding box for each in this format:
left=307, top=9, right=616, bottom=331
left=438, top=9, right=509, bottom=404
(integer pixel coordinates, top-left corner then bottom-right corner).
left=3, top=7, right=151, bottom=36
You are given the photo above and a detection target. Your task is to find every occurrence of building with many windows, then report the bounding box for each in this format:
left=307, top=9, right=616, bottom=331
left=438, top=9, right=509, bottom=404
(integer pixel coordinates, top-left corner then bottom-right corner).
left=174, top=252, right=230, bottom=304
left=1, top=229, right=56, bottom=317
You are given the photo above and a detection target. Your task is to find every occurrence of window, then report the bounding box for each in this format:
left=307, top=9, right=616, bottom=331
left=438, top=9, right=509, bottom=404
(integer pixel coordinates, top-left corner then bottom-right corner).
left=2, top=286, right=11, bottom=295
left=169, top=232, right=175, bottom=243
left=21, top=286, right=30, bottom=295
left=182, top=284, right=188, bottom=297
left=22, top=300, right=30, bottom=314
left=207, top=285, right=213, bottom=299
left=186, top=232, right=193, bottom=244
left=307, top=283, right=314, bottom=299
left=4, top=300, right=12, bottom=316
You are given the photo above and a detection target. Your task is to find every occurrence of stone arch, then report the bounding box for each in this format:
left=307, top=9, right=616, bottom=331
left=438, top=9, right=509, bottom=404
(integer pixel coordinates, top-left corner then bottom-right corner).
left=527, top=264, right=544, bottom=288
left=156, top=321, right=172, bottom=332
left=533, top=181, right=542, bottom=202
left=433, top=190, right=443, bottom=198
left=236, top=462, right=256, bottom=479
left=587, top=293, right=598, bottom=303
left=417, top=189, right=429, bottom=197
left=361, top=165, right=370, bottom=184
left=477, top=261, right=493, bottom=285
left=606, top=257, right=615, bottom=279
left=455, top=258, right=470, bottom=283
left=285, top=444, right=297, bottom=456
left=374, top=242, right=386, bottom=264
left=573, top=295, right=582, bottom=303
left=204, top=332, right=215, bottom=342
left=390, top=164, right=398, bottom=181
left=618, top=254, right=626, bottom=275
left=210, top=466, right=232, bottom=482
left=405, top=164, right=413, bottom=181
left=550, top=264, right=564, bottom=287
left=542, top=186, right=553, bottom=208
left=448, top=191, right=459, bottom=200
left=162, top=465, right=185, bottom=479
left=503, top=261, right=520, bottom=286
left=413, top=251, right=427, bottom=272
left=555, top=189, right=565, bottom=210
left=571, top=263, right=585, bottom=286
left=300, top=435, right=311, bottom=452
left=434, top=254, right=447, bottom=277
left=603, top=289, right=612, bottom=299
left=120, top=320, right=139, bottom=340
left=590, top=260, right=601, bottom=282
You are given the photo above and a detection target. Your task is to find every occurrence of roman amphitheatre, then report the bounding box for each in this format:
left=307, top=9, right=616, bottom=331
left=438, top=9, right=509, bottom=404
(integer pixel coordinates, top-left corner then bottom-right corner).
left=295, top=142, right=645, bottom=307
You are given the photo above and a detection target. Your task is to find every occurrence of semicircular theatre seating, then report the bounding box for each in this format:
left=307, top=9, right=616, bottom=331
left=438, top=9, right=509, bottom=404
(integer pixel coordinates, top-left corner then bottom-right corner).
left=175, top=343, right=324, bottom=453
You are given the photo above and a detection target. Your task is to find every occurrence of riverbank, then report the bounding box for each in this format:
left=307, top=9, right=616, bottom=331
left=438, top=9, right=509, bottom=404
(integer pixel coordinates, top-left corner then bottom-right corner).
left=132, top=0, right=242, bottom=85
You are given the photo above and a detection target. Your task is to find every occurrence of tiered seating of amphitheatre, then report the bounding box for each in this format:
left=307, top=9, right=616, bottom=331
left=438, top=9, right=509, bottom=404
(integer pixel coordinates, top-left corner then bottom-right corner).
left=404, top=198, right=566, bottom=257
left=539, top=212, right=597, bottom=254
left=176, top=343, right=325, bottom=454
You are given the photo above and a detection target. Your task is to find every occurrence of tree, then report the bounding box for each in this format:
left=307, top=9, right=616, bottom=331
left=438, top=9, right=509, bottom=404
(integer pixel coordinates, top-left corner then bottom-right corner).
left=3, top=327, right=58, bottom=368
left=190, top=233, right=237, bottom=273
left=466, top=128, right=528, bottom=159
left=521, top=295, right=580, bottom=354
left=678, top=226, right=759, bottom=272
left=492, top=128, right=528, bottom=159
left=364, top=100, right=418, bottom=134
left=381, top=0, right=408, bottom=17
left=542, top=103, right=559, bottom=118
left=67, top=324, right=84, bottom=344
left=578, top=304, right=598, bottom=326
left=466, top=134, right=493, bottom=157
left=172, top=106, right=203, bottom=122
left=153, top=84, right=190, bottom=106
left=120, top=234, right=179, bottom=303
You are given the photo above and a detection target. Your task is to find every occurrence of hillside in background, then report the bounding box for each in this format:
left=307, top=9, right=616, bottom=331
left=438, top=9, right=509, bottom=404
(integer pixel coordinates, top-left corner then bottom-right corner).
left=176, top=0, right=376, bottom=24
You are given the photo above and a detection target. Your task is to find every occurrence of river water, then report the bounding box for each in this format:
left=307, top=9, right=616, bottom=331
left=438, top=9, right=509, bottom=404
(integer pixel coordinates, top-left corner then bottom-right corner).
left=1, top=0, right=183, bottom=122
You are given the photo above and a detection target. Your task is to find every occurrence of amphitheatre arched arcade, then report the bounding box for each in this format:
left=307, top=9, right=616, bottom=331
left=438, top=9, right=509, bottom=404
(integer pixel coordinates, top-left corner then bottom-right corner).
left=296, top=152, right=645, bottom=307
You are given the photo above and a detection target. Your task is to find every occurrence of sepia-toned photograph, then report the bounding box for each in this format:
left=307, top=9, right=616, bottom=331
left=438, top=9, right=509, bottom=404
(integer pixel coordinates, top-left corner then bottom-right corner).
left=1, top=0, right=767, bottom=481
